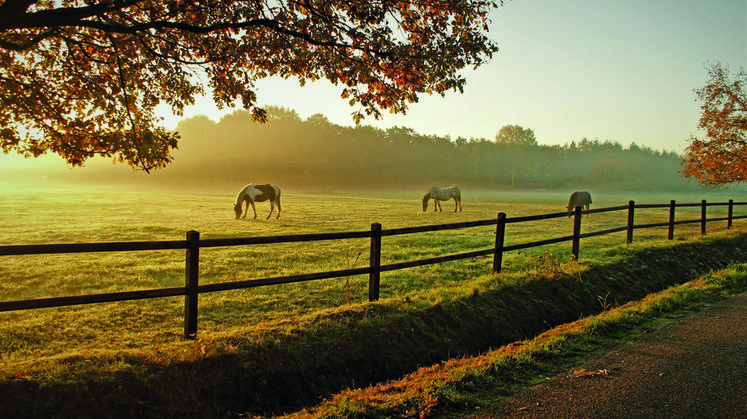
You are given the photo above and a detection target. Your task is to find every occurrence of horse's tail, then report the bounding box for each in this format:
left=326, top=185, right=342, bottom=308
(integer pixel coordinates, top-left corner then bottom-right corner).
left=452, top=186, right=462, bottom=212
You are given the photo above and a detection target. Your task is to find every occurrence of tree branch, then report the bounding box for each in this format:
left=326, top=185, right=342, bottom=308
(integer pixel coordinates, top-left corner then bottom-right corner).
left=0, top=28, right=60, bottom=50
left=1, top=1, right=394, bottom=56
left=0, top=1, right=131, bottom=31
left=0, top=0, right=37, bottom=17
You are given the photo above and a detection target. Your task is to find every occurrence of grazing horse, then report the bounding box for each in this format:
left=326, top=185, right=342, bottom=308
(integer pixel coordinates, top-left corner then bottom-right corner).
left=234, top=183, right=282, bottom=220
left=422, top=186, right=462, bottom=212
left=566, top=191, right=592, bottom=217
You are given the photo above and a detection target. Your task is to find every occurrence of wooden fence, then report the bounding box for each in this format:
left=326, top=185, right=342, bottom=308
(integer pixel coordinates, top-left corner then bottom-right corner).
left=1, top=199, right=745, bottom=338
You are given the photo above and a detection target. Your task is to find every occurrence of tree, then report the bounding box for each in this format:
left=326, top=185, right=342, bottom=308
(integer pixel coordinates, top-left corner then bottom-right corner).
left=0, top=0, right=500, bottom=171
left=494, top=124, right=537, bottom=186
left=494, top=124, right=537, bottom=146
left=682, top=63, right=747, bottom=186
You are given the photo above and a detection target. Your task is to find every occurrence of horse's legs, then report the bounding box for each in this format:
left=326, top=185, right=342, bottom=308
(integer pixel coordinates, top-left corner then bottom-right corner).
left=250, top=201, right=258, bottom=219
left=275, top=197, right=281, bottom=219
left=241, top=201, right=249, bottom=219
left=454, top=197, right=461, bottom=212
left=266, top=201, right=275, bottom=219
left=434, top=199, right=441, bottom=212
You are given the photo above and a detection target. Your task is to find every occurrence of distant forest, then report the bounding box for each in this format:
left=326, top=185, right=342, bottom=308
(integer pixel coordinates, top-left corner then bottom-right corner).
left=54, top=106, right=698, bottom=191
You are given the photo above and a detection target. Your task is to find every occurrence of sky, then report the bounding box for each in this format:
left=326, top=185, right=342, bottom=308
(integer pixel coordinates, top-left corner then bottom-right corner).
left=157, top=0, right=746, bottom=154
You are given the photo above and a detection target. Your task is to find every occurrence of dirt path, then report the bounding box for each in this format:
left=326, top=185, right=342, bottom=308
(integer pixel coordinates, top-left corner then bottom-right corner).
left=463, top=292, right=747, bottom=418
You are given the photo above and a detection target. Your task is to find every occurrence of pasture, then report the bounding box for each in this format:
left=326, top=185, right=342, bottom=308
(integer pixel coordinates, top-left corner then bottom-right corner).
left=0, top=182, right=742, bottom=380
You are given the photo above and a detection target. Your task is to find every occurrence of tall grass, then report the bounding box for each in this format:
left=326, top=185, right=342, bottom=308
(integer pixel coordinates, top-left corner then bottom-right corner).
left=0, top=183, right=742, bottom=379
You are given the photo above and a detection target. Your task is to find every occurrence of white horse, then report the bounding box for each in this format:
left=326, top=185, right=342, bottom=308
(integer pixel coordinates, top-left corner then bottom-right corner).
left=422, top=186, right=462, bottom=212
left=566, top=191, right=592, bottom=217
left=234, top=184, right=282, bottom=219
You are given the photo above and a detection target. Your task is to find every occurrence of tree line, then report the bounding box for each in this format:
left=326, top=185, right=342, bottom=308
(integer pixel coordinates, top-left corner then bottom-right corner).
left=101, top=106, right=694, bottom=192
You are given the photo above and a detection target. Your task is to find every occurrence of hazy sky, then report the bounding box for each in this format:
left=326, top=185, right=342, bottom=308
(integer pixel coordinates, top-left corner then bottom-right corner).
left=156, top=1, right=745, bottom=154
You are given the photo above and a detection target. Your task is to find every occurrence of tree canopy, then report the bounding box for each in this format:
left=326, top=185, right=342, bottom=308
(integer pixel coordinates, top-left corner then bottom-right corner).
left=682, top=63, right=747, bottom=186
left=0, top=0, right=500, bottom=171
left=494, top=124, right=537, bottom=146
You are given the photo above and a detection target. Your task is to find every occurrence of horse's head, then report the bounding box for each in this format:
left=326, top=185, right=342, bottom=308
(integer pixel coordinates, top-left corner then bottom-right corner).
left=233, top=202, right=243, bottom=219
left=421, top=195, right=429, bottom=212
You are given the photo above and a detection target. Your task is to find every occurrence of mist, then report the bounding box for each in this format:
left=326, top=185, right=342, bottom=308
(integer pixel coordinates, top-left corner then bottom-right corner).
left=2, top=107, right=704, bottom=193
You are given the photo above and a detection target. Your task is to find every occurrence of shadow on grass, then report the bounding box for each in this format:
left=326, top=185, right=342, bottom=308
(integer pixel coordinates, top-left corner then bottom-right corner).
left=3, top=234, right=747, bottom=418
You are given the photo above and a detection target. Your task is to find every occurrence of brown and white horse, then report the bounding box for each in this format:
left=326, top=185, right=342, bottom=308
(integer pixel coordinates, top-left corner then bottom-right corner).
left=234, top=183, right=282, bottom=219
left=422, top=185, right=462, bottom=212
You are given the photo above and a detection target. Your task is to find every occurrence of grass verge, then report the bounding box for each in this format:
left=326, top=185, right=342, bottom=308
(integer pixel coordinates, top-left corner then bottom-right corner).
left=290, top=263, right=747, bottom=419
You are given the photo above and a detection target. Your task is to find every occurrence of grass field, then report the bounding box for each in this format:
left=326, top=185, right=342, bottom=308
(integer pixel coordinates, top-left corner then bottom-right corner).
left=0, top=182, right=744, bottom=405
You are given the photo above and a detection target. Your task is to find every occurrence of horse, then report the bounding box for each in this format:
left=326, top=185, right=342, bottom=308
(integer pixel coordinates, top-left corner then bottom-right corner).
left=422, top=186, right=462, bottom=212
left=234, top=183, right=282, bottom=220
left=566, top=191, right=592, bottom=217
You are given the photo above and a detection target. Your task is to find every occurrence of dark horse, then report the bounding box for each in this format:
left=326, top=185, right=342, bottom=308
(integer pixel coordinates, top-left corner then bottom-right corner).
left=422, top=186, right=462, bottom=212
left=234, top=183, right=282, bottom=219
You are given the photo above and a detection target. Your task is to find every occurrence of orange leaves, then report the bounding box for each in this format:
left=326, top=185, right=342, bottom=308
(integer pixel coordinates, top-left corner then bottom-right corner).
left=2, top=0, right=500, bottom=167
left=683, top=63, right=747, bottom=186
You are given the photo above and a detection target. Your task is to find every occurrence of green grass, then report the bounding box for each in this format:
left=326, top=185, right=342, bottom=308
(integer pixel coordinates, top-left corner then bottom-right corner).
left=292, top=263, right=747, bottom=419
left=0, top=183, right=744, bottom=417
left=0, top=184, right=738, bottom=338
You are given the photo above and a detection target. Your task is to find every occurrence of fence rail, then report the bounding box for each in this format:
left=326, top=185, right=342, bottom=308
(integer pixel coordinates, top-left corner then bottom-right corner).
left=1, top=199, right=745, bottom=338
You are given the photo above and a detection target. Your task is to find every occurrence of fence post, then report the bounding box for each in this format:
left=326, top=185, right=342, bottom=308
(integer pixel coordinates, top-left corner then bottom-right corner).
left=493, top=212, right=506, bottom=273
left=571, top=206, right=582, bottom=260
left=626, top=200, right=635, bottom=244
left=701, top=200, right=707, bottom=235
left=728, top=199, right=734, bottom=229
left=184, top=230, right=200, bottom=339
left=369, top=223, right=382, bottom=302
left=668, top=200, right=676, bottom=240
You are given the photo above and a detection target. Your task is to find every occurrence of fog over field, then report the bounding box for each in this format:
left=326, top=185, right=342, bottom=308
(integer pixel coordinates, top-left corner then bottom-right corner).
left=0, top=107, right=721, bottom=194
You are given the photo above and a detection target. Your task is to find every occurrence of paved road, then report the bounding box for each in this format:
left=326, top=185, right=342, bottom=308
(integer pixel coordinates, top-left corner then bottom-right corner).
left=463, top=292, right=747, bottom=418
